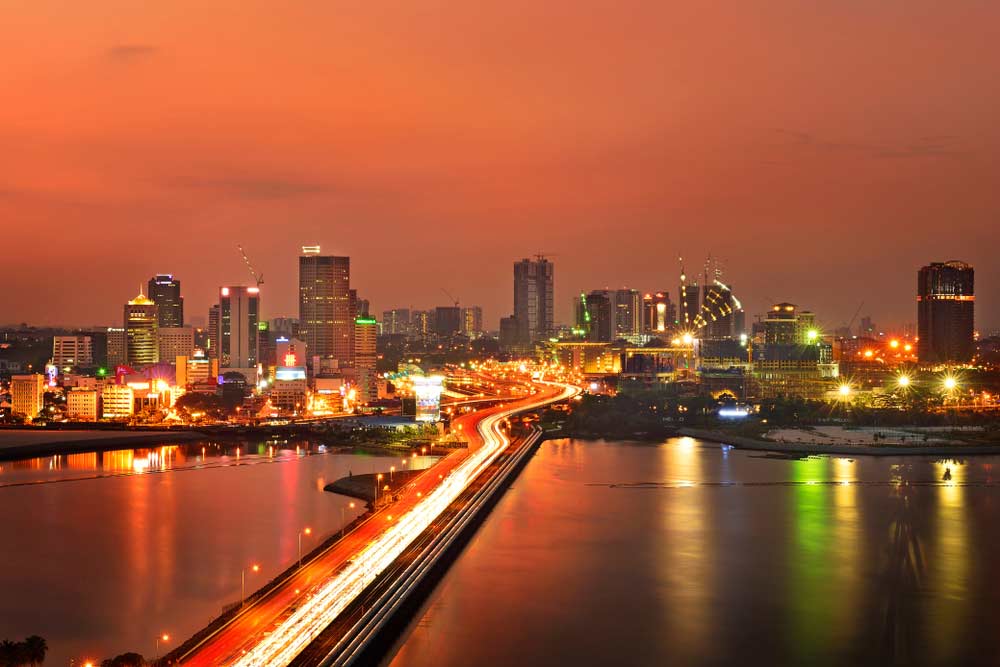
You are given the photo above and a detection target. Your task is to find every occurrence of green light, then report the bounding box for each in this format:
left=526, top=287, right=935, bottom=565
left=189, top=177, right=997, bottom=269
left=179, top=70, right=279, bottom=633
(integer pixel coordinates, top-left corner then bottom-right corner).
left=356, top=317, right=377, bottom=325
left=97, top=368, right=107, bottom=376
left=806, top=329, right=818, bottom=342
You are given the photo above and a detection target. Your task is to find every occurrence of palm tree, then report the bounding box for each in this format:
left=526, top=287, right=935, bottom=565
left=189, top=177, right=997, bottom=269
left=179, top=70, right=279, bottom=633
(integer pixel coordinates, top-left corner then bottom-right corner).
left=0, top=639, right=18, bottom=667
left=22, top=636, right=46, bottom=666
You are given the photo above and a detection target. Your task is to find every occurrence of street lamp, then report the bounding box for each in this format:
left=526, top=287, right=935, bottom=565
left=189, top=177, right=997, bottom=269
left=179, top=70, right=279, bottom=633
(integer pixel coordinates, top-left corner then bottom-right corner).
left=155, top=633, right=169, bottom=659
left=943, top=376, right=957, bottom=391
left=298, top=527, right=312, bottom=567
left=242, top=563, right=260, bottom=606
left=375, top=473, right=383, bottom=507
left=838, top=383, right=851, bottom=398
left=390, top=465, right=395, bottom=483
left=342, top=502, right=356, bottom=538
left=897, top=375, right=911, bottom=388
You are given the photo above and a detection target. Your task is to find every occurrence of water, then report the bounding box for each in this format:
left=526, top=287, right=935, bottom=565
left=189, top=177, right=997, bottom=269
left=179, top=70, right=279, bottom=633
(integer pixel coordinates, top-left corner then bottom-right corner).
left=0, top=439, right=436, bottom=666
left=388, top=437, right=1000, bottom=666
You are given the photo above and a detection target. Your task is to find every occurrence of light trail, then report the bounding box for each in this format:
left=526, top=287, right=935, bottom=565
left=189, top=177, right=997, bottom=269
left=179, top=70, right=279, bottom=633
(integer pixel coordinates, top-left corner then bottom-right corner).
left=229, top=380, right=578, bottom=667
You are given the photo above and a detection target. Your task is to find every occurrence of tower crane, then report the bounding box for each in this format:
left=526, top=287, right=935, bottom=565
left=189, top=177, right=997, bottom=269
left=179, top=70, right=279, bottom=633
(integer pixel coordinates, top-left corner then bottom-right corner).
left=441, top=288, right=459, bottom=308
left=237, top=245, right=264, bottom=289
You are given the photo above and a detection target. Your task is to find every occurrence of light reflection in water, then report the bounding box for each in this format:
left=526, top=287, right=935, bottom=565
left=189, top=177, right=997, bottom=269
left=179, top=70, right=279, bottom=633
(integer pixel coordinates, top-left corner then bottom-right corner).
left=928, top=459, right=970, bottom=663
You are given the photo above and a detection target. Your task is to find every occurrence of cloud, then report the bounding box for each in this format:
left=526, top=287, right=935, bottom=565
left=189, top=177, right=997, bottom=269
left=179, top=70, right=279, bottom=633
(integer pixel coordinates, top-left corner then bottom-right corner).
left=106, top=44, right=159, bottom=62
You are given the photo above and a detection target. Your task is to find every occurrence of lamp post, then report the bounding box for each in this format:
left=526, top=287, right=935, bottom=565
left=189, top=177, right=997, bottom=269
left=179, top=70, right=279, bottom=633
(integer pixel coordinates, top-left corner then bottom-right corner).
left=155, top=633, right=169, bottom=659
left=298, top=527, right=312, bottom=567
left=242, top=563, right=260, bottom=606
left=375, top=473, right=383, bottom=507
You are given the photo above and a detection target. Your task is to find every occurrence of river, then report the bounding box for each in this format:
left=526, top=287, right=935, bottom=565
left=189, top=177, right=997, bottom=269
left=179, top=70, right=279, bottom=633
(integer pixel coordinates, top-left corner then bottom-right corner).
left=387, top=436, right=1000, bottom=666
left=0, top=438, right=436, bottom=666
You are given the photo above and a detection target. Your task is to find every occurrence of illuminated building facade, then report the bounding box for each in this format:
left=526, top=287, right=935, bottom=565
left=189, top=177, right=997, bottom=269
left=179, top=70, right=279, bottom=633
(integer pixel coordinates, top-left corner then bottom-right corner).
left=271, top=366, right=308, bottom=410
left=106, top=327, right=126, bottom=366
left=679, top=284, right=700, bottom=330
left=53, top=336, right=93, bottom=370
left=354, top=317, right=378, bottom=402
left=147, top=274, right=184, bottom=327
left=582, top=291, right=613, bottom=342
left=643, top=292, right=675, bottom=334
left=67, top=388, right=99, bottom=421
left=207, top=304, right=220, bottom=360
left=461, top=306, right=483, bottom=337
left=124, top=291, right=159, bottom=367
left=10, top=374, right=45, bottom=421
left=101, top=384, right=135, bottom=419
left=613, top=289, right=643, bottom=337
left=219, top=286, right=260, bottom=370
left=413, top=375, right=444, bottom=422
left=157, top=326, right=194, bottom=364
left=918, top=261, right=975, bottom=363
left=175, top=354, right=217, bottom=387
left=382, top=309, right=411, bottom=336
left=514, top=256, right=554, bottom=344
left=298, top=247, right=352, bottom=366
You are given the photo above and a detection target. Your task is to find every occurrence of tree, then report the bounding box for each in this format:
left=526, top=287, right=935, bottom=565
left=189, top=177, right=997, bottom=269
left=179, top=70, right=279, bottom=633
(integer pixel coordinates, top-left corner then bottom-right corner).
left=101, top=652, right=147, bottom=667
left=22, top=636, right=46, bottom=667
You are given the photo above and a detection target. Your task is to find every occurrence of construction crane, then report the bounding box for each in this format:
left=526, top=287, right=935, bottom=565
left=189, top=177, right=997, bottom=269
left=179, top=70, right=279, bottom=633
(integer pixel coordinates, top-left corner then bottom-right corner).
left=237, top=245, right=264, bottom=289
left=441, top=288, right=459, bottom=308
left=846, top=301, right=865, bottom=335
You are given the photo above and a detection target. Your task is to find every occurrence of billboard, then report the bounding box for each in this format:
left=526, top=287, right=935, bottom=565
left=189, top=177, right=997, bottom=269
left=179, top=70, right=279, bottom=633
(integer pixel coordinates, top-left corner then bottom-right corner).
left=412, top=375, right=444, bottom=422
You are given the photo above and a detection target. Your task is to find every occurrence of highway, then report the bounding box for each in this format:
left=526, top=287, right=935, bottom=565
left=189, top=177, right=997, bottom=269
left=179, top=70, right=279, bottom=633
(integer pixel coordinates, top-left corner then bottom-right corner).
left=178, top=377, right=577, bottom=666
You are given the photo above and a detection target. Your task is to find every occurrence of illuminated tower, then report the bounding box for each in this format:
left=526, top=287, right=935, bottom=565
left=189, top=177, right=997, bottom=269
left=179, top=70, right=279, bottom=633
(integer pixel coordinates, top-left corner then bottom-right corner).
left=124, top=289, right=159, bottom=367
left=354, top=316, right=378, bottom=401
left=298, top=246, right=352, bottom=366
left=918, top=261, right=974, bottom=363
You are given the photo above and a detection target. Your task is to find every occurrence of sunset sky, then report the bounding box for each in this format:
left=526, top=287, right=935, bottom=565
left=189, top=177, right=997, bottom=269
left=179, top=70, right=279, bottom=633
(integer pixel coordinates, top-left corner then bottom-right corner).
left=2, top=1, right=998, bottom=331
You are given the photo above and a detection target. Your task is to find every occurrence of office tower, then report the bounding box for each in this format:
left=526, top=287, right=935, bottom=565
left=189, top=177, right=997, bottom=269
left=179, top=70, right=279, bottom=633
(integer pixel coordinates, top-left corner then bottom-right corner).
left=52, top=336, right=93, bottom=369
left=299, top=246, right=352, bottom=365
left=859, top=315, right=876, bottom=337
left=583, top=291, right=614, bottom=342
left=157, top=326, right=195, bottom=364
left=101, top=384, right=135, bottom=419
left=207, top=304, right=220, bottom=360
left=10, top=374, right=45, bottom=421
left=499, top=316, right=522, bottom=354
left=351, top=291, right=370, bottom=318
left=124, top=290, right=159, bottom=367
left=642, top=292, right=675, bottom=334
left=461, top=306, right=483, bottom=338
left=434, top=306, right=461, bottom=337
left=613, top=289, right=642, bottom=337
left=918, top=261, right=975, bottom=364
left=270, top=316, right=299, bottom=339
left=697, top=283, right=737, bottom=340
left=257, top=321, right=276, bottom=369
left=764, top=303, right=799, bottom=344
left=218, top=286, right=260, bottom=369
left=795, top=311, right=818, bottom=344
left=354, top=317, right=378, bottom=401
left=106, top=327, right=126, bottom=367
left=147, top=274, right=184, bottom=327
left=514, top=256, right=554, bottom=344
left=382, top=309, right=411, bottom=336
left=176, top=354, right=217, bottom=388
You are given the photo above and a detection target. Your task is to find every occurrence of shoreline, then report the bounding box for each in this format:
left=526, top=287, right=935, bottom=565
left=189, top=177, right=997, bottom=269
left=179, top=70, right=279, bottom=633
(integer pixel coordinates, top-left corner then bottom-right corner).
left=678, top=427, right=1000, bottom=457
left=0, top=429, right=210, bottom=461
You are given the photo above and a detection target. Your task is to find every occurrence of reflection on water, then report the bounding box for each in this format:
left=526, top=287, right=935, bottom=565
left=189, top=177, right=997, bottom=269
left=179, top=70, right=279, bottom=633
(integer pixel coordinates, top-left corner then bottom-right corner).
left=390, top=439, right=1000, bottom=667
left=0, top=438, right=435, bottom=666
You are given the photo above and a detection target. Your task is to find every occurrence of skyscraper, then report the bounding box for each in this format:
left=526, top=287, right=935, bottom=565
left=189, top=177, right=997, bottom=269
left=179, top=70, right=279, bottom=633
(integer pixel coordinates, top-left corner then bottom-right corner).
left=382, top=309, right=411, bottom=336
left=124, top=290, right=159, bottom=367
left=207, top=304, right=220, bottom=360
left=354, top=317, right=378, bottom=402
left=514, top=256, right=554, bottom=344
left=147, top=274, right=184, bottom=327
left=642, top=292, right=675, bottom=334
left=918, top=261, right=975, bottom=364
left=434, top=306, right=461, bottom=337
left=613, top=289, right=642, bottom=337
left=298, top=246, right=352, bottom=366
left=461, top=306, right=483, bottom=337
left=583, top=291, right=613, bottom=342
left=218, top=286, right=260, bottom=370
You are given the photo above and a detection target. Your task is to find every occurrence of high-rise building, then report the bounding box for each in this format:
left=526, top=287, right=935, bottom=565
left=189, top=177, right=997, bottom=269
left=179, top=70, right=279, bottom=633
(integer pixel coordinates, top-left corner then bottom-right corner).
left=10, top=374, right=45, bottom=421
left=52, top=336, right=93, bottom=370
left=66, top=388, right=99, bottom=421
left=434, top=306, right=461, bottom=337
left=382, top=309, right=411, bottom=336
left=918, top=261, right=975, bottom=364
left=147, top=274, right=184, bottom=327
left=613, top=289, right=642, bottom=337
left=298, top=247, right=352, bottom=366
left=642, top=292, right=675, bottom=335
left=101, top=384, right=135, bottom=419
left=514, top=257, right=554, bottom=344
left=583, top=291, right=614, bottom=342
left=764, top=303, right=799, bottom=345
left=461, top=306, right=483, bottom=338
left=219, top=286, right=261, bottom=370
left=410, top=310, right=432, bottom=339
left=106, top=327, right=126, bottom=367
left=275, top=337, right=308, bottom=368
left=207, top=304, right=220, bottom=360
left=158, top=326, right=195, bottom=363
left=679, top=283, right=701, bottom=331
left=124, top=290, right=159, bottom=367
left=354, top=317, right=378, bottom=402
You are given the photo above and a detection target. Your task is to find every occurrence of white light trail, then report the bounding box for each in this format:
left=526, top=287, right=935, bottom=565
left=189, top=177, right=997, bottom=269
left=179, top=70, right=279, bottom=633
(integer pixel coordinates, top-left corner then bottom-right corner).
left=230, top=381, right=578, bottom=667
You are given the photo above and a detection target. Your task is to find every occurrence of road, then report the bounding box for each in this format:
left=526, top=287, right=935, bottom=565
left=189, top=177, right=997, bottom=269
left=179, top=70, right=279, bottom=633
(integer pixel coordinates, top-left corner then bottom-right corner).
left=178, top=378, right=573, bottom=666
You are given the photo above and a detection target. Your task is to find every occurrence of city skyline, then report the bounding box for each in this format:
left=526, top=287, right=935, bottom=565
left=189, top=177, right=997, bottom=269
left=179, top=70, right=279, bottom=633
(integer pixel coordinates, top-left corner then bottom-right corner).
left=2, top=2, right=999, bottom=329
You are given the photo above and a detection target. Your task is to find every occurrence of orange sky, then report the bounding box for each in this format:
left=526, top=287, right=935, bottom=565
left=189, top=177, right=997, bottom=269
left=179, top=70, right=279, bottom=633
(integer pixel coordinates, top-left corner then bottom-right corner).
left=2, top=1, right=998, bottom=331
